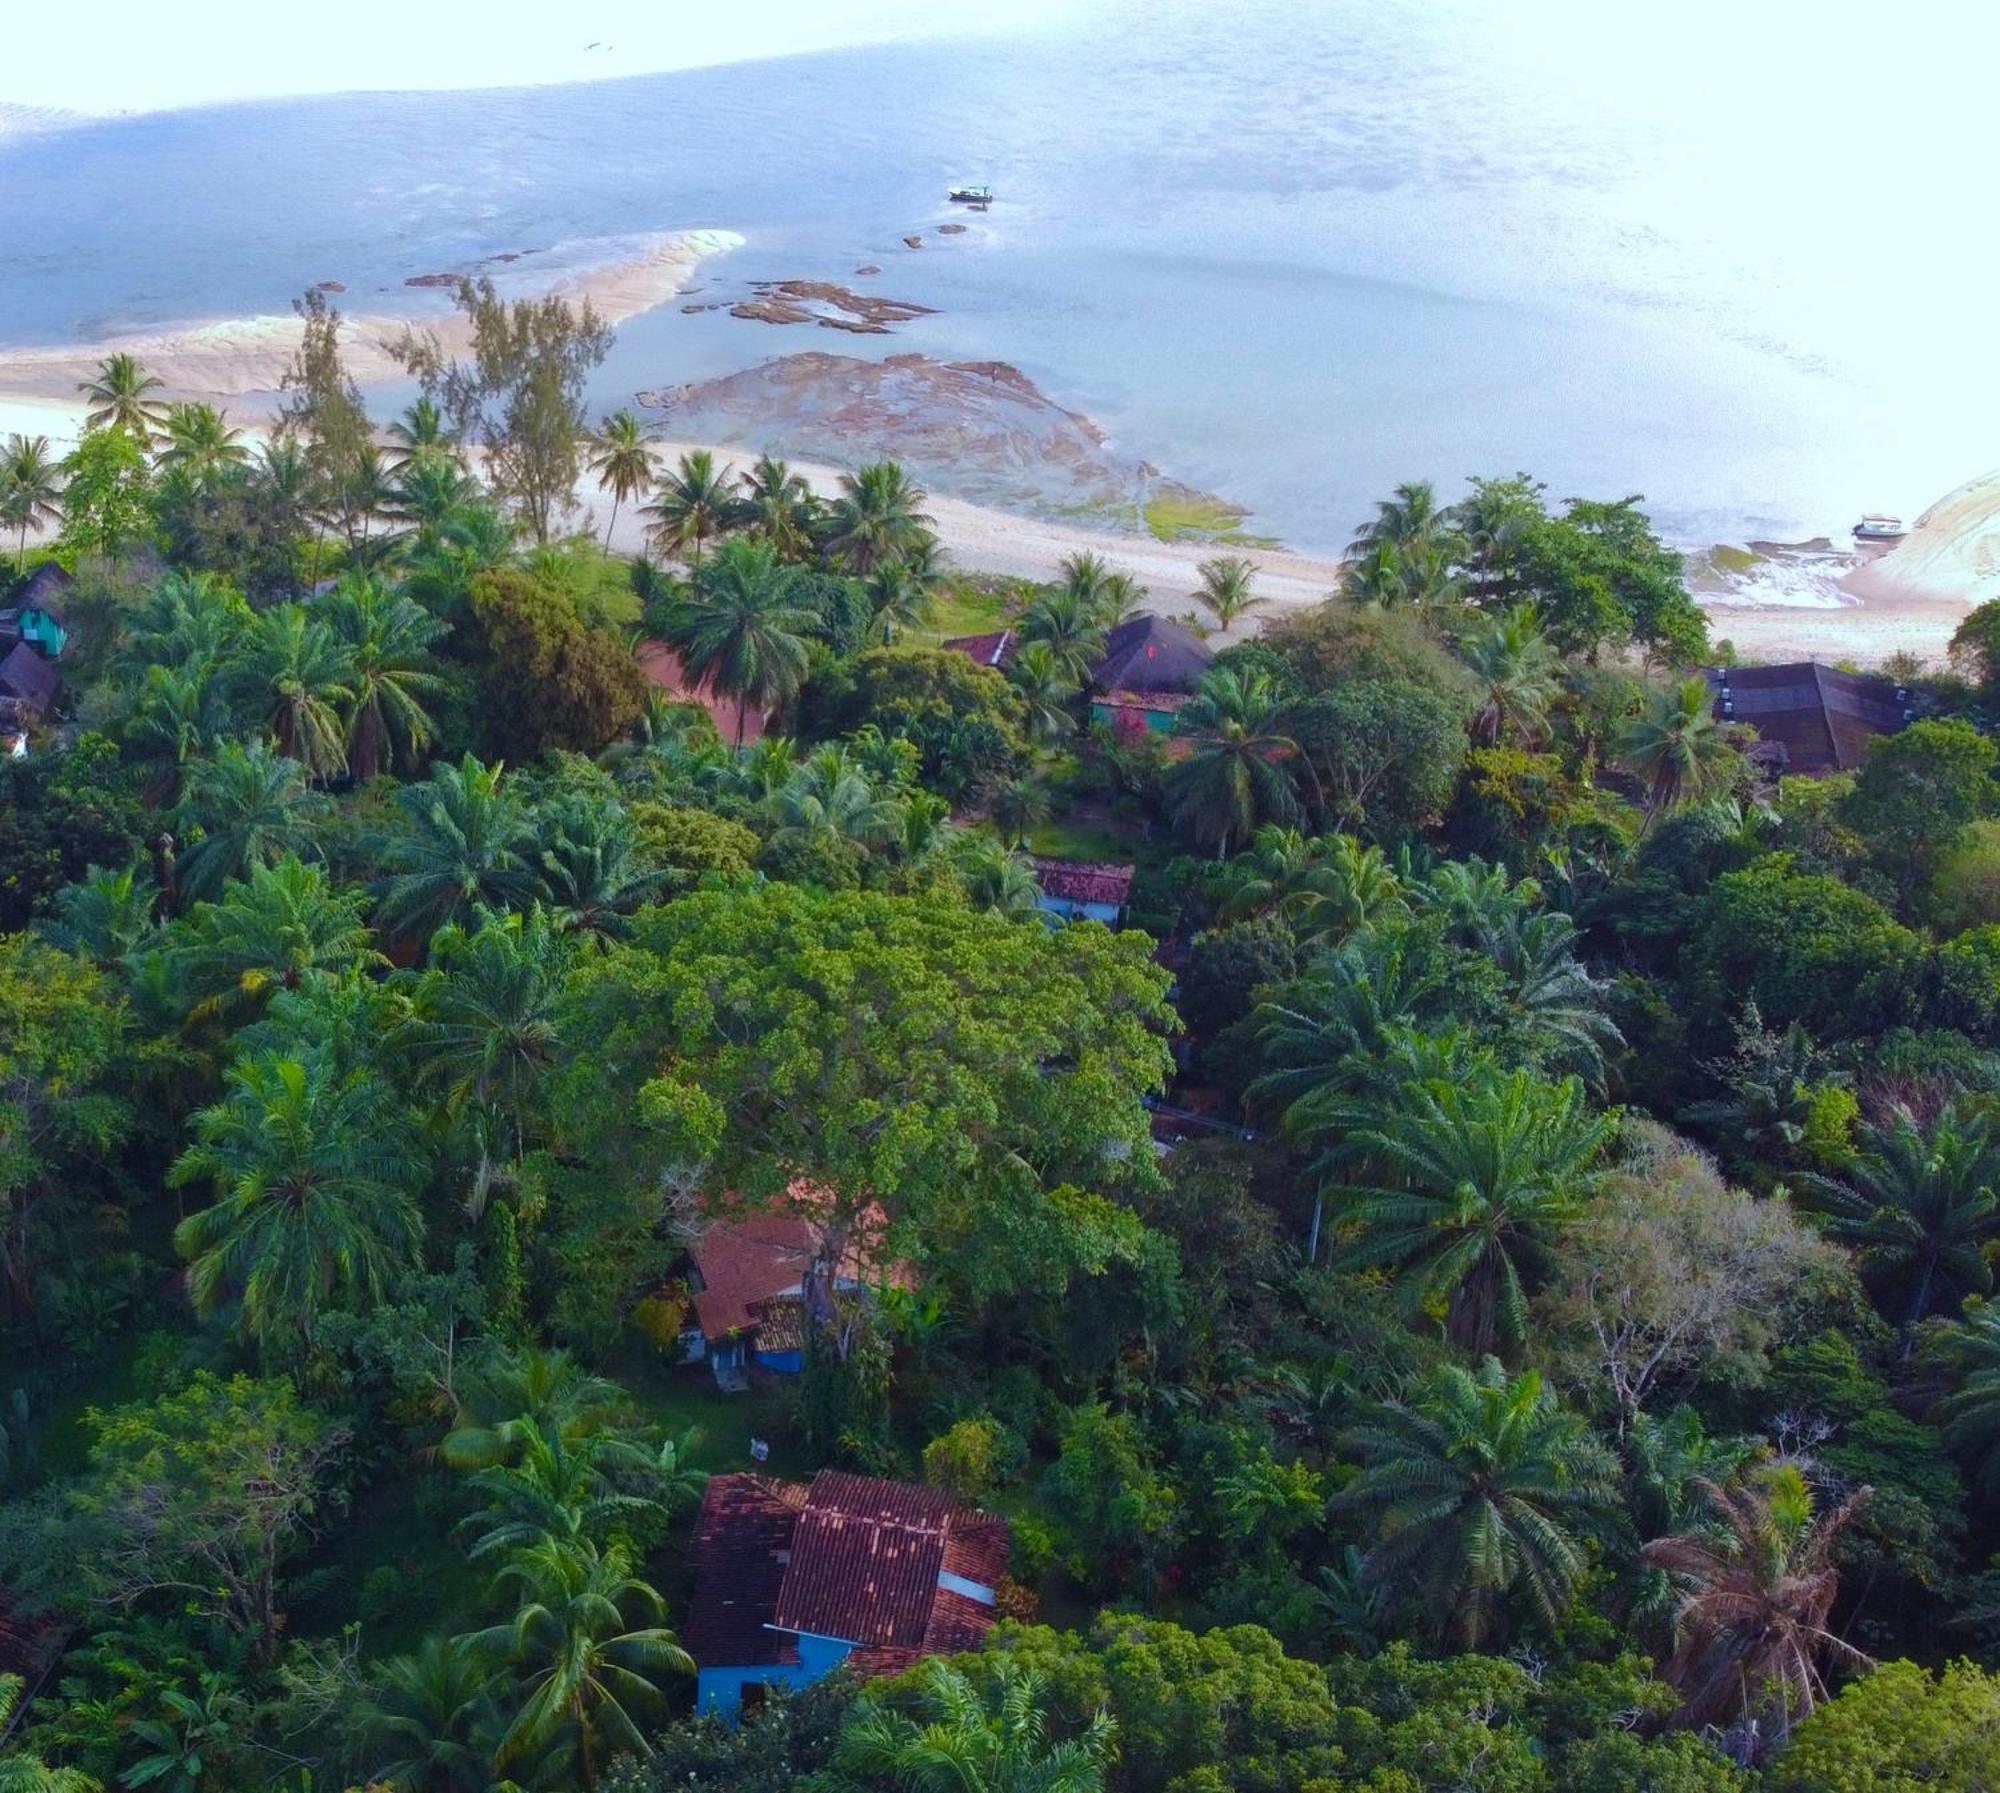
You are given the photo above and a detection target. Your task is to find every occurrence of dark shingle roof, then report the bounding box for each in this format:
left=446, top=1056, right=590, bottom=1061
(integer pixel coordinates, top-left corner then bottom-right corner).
left=683, top=1475, right=808, bottom=1666
left=0, top=643, right=57, bottom=716
left=1705, top=662, right=1914, bottom=775
left=1091, top=615, right=1213, bottom=695
left=13, top=563, right=73, bottom=617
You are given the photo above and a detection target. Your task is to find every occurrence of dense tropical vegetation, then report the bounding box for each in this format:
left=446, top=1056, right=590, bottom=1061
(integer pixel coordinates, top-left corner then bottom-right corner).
left=6, top=314, right=2000, bottom=1791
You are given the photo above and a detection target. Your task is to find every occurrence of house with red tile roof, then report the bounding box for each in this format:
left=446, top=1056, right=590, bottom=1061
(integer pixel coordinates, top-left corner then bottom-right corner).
left=1032, top=858, right=1135, bottom=925
left=637, top=640, right=767, bottom=744
left=686, top=1469, right=1010, bottom=1715
left=940, top=627, right=1016, bottom=669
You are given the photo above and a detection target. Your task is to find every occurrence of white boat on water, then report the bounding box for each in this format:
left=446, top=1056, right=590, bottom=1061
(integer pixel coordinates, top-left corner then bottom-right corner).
left=1853, top=513, right=1908, bottom=541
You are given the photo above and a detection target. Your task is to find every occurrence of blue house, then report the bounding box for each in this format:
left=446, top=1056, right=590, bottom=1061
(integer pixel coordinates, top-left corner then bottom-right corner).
left=1033, top=858, right=1135, bottom=926
left=685, top=1470, right=1010, bottom=1718
left=0, top=564, right=73, bottom=660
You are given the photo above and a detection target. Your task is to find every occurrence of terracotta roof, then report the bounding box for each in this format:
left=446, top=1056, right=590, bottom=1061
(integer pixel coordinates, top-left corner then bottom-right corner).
left=683, top=1475, right=809, bottom=1666
left=688, top=1200, right=901, bottom=1340
left=941, top=628, right=1017, bottom=669
left=637, top=639, right=765, bottom=743
left=0, top=644, right=57, bottom=718
left=1033, top=858, right=1135, bottom=908
left=1097, top=687, right=1197, bottom=714
left=1091, top=615, right=1213, bottom=695
left=1705, top=662, right=1913, bottom=776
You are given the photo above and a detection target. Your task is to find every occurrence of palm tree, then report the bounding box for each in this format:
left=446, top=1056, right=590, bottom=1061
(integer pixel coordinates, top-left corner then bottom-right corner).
left=1195, top=555, right=1264, bottom=633
left=643, top=449, right=739, bottom=570
left=462, top=1537, right=691, bottom=1789
left=1218, top=827, right=1405, bottom=948
left=1328, top=1067, right=1614, bottom=1355
left=587, top=410, right=657, bottom=551
left=1799, top=1101, right=2000, bottom=1340
left=865, top=558, right=937, bottom=641
left=173, top=739, right=330, bottom=902
left=1008, top=640, right=1081, bottom=741
left=1339, top=1358, right=1617, bottom=1648
left=530, top=795, right=671, bottom=942
left=982, top=775, right=1050, bottom=851
left=459, top=1421, right=664, bottom=1561
left=822, top=460, right=934, bottom=575
left=401, top=910, right=570, bottom=1217
left=355, top=1635, right=501, bottom=1793
left=822, top=1659, right=1115, bottom=1793
left=78, top=351, right=167, bottom=443
left=1348, top=479, right=1460, bottom=559
left=1094, top=571, right=1147, bottom=630
left=1939, top=1300, right=2000, bottom=1495
left=1163, top=668, right=1302, bottom=857
left=1461, top=605, right=1563, bottom=746
left=660, top=536, right=815, bottom=744
left=230, top=603, right=358, bottom=778
left=1482, top=906, right=1623, bottom=1087
left=738, top=453, right=818, bottom=557
left=394, top=456, right=483, bottom=550
left=170, top=1050, right=424, bottom=1351
left=42, top=863, right=161, bottom=964
left=323, top=573, right=448, bottom=779
left=1643, top=1466, right=1871, bottom=1750
left=0, top=1674, right=102, bottom=1792
left=337, top=442, right=398, bottom=548
left=159, top=402, right=249, bottom=487
left=1017, top=588, right=1107, bottom=689
left=1055, top=550, right=1112, bottom=612
left=951, top=834, right=1043, bottom=917
left=773, top=745, right=907, bottom=850
left=0, top=434, right=65, bottom=571
left=168, top=856, right=384, bottom=1021
left=372, top=753, right=536, bottom=945
left=387, top=396, right=462, bottom=475
left=1619, top=677, right=1736, bottom=819
left=442, top=1344, right=632, bottom=1469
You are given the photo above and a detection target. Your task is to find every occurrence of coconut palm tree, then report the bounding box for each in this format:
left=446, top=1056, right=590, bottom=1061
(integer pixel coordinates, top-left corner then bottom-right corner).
left=42, top=864, right=162, bottom=965
left=1461, top=604, right=1563, bottom=746
left=951, top=834, right=1043, bottom=917
left=865, top=557, right=937, bottom=641
left=400, top=910, right=571, bottom=1217
left=822, top=1659, right=1116, bottom=1793
left=1218, top=827, right=1406, bottom=948
left=0, top=434, right=65, bottom=571
left=1008, top=640, right=1081, bottom=741
left=394, top=456, right=483, bottom=550
left=822, top=460, right=934, bottom=575
left=167, top=856, right=383, bottom=1021
left=78, top=352, right=167, bottom=443
left=1163, top=667, right=1302, bottom=857
left=660, top=536, right=815, bottom=744
left=1017, top=588, right=1107, bottom=689
left=642, top=449, right=739, bottom=570
left=159, top=402, right=249, bottom=488
left=1619, top=677, right=1737, bottom=819
left=773, top=745, right=907, bottom=850
left=1476, top=904, right=1622, bottom=1087
left=1056, top=550, right=1112, bottom=614
left=173, top=739, right=330, bottom=903
left=442, top=1344, right=633, bottom=1470
left=387, top=395, right=463, bottom=475
left=462, top=1536, right=691, bottom=1789
left=1348, top=479, right=1460, bottom=559
left=323, top=573, right=448, bottom=780
left=170, top=1049, right=424, bottom=1351
left=738, top=453, right=817, bottom=558
left=1339, top=1358, right=1618, bottom=1648
left=355, top=1635, right=502, bottom=1793
left=459, top=1419, right=665, bottom=1560
left=1798, top=1101, right=2000, bottom=1341
left=336, top=442, right=398, bottom=548
left=1939, top=1300, right=2000, bottom=1495
left=1094, top=571, right=1147, bottom=630
left=1643, top=1466, right=1871, bottom=1750
left=529, top=794, right=671, bottom=942
left=586, top=410, right=657, bottom=552
left=372, top=753, right=537, bottom=945
left=983, top=775, right=1050, bottom=850
left=229, top=603, right=358, bottom=778
left=1195, top=555, right=1264, bottom=633
left=1327, top=1066, right=1615, bottom=1356
left=1342, top=536, right=1466, bottom=613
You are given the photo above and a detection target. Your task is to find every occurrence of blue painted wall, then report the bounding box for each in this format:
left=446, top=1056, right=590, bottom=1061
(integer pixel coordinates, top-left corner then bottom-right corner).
left=697, top=1630, right=858, bottom=1717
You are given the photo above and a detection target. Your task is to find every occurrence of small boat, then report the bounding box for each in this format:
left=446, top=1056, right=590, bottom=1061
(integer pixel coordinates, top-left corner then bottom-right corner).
left=1853, top=514, right=1908, bottom=541
left=947, top=185, right=992, bottom=205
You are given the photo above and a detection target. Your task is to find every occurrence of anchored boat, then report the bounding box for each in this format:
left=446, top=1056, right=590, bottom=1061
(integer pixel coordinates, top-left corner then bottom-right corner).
left=1853, top=514, right=1908, bottom=542
left=947, top=184, right=993, bottom=205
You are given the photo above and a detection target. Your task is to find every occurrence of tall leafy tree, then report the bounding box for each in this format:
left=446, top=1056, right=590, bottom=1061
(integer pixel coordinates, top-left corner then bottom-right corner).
left=0, top=433, right=65, bottom=571
left=1164, top=668, right=1302, bottom=857
left=77, top=353, right=167, bottom=444
left=642, top=449, right=739, bottom=570
left=172, top=739, right=329, bottom=902
left=659, top=536, right=815, bottom=745
left=56, top=427, right=153, bottom=568
left=1339, top=1358, right=1618, bottom=1647
left=170, top=1051, right=424, bottom=1352
left=586, top=410, right=657, bottom=551
left=822, top=460, right=934, bottom=576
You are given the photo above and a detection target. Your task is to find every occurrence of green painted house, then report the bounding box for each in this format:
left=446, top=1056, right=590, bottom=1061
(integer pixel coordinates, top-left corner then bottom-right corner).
left=0, top=564, right=73, bottom=659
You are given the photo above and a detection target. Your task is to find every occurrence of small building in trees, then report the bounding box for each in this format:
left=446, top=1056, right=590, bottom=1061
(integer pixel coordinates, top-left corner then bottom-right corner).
left=1703, top=661, right=1915, bottom=777
left=939, top=627, right=1016, bottom=669
left=686, top=1469, right=1010, bottom=1717
left=0, top=563, right=72, bottom=659
left=1086, top=615, right=1211, bottom=731
left=1032, top=857, right=1134, bottom=925
left=0, top=641, right=59, bottom=750
left=636, top=639, right=766, bottom=743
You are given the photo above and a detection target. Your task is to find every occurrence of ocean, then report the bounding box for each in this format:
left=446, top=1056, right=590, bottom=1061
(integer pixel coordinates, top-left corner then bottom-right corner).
left=2, top=0, right=1994, bottom=558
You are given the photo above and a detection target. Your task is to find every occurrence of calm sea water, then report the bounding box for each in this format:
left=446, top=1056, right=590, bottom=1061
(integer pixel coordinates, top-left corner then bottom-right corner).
left=2, top=0, right=1993, bottom=554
